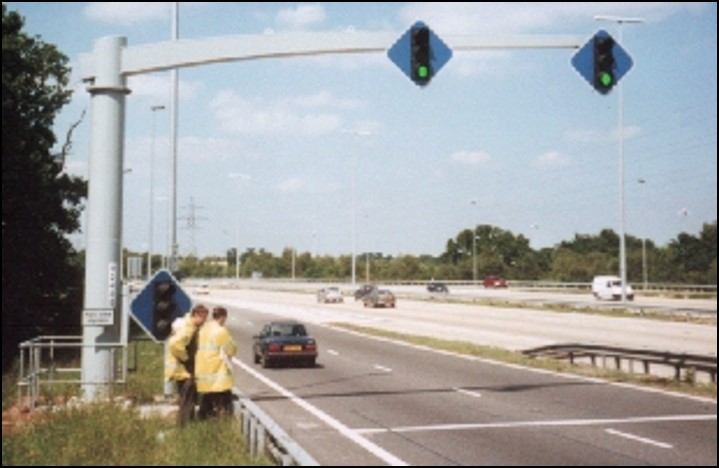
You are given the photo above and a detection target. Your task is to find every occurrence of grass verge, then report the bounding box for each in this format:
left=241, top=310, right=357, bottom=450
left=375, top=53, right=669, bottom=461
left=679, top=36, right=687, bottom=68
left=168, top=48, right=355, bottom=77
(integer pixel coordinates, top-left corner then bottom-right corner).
left=333, top=323, right=717, bottom=400
left=2, top=405, right=270, bottom=466
left=3, top=338, right=270, bottom=466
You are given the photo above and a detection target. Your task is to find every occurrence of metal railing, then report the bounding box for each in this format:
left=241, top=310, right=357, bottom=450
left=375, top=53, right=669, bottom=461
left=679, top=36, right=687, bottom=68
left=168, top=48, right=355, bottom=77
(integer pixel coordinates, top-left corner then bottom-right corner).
left=523, top=343, right=717, bottom=384
left=18, top=336, right=127, bottom=409
left=233, top=389, right=319, bottom=466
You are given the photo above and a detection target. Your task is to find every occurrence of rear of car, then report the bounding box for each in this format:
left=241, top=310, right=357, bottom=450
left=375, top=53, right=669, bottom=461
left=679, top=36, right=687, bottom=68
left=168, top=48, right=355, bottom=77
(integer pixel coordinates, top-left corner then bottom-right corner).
left=363, top=289, right=396, bottom=308
left=318, top=286, right=344, bottom=303
left=253, top=322, right=318, bottom=368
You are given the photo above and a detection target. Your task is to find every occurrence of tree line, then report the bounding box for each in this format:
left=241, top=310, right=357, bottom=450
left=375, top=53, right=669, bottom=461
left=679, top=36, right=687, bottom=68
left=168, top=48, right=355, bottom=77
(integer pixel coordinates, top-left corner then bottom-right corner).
left=160, top=221, right=717, bottom=286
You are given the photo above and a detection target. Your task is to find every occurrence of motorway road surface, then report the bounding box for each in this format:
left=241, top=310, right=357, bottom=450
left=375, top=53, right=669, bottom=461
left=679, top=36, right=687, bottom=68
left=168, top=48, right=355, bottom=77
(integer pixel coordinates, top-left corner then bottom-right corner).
left=196, top=292, right=716, bottom=466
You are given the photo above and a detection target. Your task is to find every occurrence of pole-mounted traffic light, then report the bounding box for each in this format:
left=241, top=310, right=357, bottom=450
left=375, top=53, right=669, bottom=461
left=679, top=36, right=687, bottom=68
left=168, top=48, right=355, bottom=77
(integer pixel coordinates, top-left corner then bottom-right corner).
left=411, top=25, right=431, bottom=85
left=152, top=279, right=176, bottom=341
left=593, top=35, right=616, bottom=94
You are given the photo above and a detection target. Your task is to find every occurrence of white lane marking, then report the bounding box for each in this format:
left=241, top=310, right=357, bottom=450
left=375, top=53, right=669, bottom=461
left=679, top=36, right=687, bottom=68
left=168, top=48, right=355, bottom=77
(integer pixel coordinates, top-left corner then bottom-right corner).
left=354, top=414, right=717, bottom=435
left=246, top=321, right=253, bottom=326
left=327, top=349, right=340, bottom=356
left=605, top=429, right=673, bottom=449
left=328, top=325, right=717, bottom=406
left=373, top=365, right=393, bottom=373
left=232, top=357, right=408, bottom=466
left=454, top=387, right=482, bottom=399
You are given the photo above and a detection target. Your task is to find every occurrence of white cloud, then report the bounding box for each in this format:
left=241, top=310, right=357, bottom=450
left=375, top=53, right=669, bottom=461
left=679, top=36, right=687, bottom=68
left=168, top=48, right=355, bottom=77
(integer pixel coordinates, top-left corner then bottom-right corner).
left=398, top=3, right=709, bottom=35
left=276, top=3, right=327, bottom=30
left=565, top=126, right=642, bottom=143
left=273, top=177, right=342, bottom=194
left=534, top=151, right=570, bottom=168
left=83, top=2, right=169, bottom=25
left=450, top=150, right=492, bottom=166
left=127, top=74, right=200, bottom=102
left=210, top=91, right=359, bottom=136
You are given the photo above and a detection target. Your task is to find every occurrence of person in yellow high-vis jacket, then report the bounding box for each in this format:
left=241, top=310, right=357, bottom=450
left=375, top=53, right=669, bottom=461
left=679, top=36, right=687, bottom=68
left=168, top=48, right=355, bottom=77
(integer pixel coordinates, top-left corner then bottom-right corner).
left=195, top=306, right=237, bottom=418
left=165, top=304, right=208, bottom=427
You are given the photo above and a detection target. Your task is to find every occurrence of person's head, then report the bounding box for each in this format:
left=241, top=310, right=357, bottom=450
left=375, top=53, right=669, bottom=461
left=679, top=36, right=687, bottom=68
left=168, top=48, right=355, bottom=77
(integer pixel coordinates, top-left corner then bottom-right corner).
left=190, top=304, right=209, bottom=326
left=212, top=306, right=228, bottom=326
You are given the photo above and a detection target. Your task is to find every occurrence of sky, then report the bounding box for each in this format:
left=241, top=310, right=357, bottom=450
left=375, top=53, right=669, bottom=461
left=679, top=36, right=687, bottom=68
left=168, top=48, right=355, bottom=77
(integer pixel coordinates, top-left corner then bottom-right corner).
left=6, top=2, right=717, bottom=258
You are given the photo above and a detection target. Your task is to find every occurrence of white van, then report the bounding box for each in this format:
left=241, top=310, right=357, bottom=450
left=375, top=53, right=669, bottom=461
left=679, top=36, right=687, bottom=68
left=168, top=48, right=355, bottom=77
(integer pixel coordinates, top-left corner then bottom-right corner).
left=592, top=275, right=634, bottom=301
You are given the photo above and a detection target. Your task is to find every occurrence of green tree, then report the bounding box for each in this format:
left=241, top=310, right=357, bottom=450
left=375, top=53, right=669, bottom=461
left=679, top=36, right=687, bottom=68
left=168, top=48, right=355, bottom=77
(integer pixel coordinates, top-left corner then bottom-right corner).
left=2, top=5, right=87, bottom=367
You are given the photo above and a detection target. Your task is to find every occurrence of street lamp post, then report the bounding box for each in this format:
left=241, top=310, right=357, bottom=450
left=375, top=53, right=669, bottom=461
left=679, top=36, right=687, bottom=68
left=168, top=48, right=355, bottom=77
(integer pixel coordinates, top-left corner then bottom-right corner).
left=638, top=178, right=648, bottom=289
left=470, top=200, right=478, bottom=283
left=351, top=130, right=371, bottom=286
left=148, top=105, right=165, bottom=279
left=228, top=173, right=250, bottom=281
left=595, top=15, right=644, bottom=303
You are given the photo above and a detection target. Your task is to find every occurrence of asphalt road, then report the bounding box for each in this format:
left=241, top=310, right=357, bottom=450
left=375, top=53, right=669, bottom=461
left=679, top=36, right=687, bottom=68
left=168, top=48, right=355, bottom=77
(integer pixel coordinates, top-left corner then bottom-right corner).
left=217, top=302, right=716, bottom=466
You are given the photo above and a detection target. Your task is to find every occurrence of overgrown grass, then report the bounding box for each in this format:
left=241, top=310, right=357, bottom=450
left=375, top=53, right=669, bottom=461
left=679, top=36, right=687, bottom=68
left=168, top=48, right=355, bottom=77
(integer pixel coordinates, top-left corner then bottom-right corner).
left=334, top=324, right=717, bottom=400
left=3, top=338, right=271, bottom=466
left=2, top=405, right=270, bottom=466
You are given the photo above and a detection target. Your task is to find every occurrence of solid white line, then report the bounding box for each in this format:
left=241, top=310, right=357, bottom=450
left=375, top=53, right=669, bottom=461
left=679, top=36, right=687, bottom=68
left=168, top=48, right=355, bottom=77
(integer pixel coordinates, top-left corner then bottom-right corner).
left=605, top=429, right=673, bottom=449
left=232, top=357, right=408, bottom=466
left=354, top=414, right=717, bottom=435
left=327, top=349, right=340, bottom=356
left=373, top=365, right=393, bottom=373
left=454, top=387, right=482, bottom=399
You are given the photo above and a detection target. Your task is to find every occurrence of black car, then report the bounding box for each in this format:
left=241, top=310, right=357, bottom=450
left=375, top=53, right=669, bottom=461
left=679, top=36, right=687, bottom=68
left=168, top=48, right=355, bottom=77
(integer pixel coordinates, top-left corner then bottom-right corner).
left=354, top=284, right=377, bottom=300
left=253, top=321, right=318, bottom=368
left=427, top=282, right=449, bottom=293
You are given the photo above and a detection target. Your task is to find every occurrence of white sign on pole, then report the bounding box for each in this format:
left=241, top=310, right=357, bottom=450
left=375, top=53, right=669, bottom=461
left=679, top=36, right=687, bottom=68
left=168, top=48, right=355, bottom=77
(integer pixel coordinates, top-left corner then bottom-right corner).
left=83, top=308, right=114, bottom=326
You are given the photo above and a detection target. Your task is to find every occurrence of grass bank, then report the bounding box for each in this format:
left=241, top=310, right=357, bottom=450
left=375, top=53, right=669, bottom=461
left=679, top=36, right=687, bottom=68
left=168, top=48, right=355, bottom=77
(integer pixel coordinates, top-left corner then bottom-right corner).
left=2, top=339, right=270, bottom=466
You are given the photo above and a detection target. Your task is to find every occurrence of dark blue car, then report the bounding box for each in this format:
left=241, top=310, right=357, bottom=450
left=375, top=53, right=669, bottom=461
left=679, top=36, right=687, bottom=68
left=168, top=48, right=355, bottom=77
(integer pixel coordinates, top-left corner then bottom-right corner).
left=252, top=321, right=318, bottom=368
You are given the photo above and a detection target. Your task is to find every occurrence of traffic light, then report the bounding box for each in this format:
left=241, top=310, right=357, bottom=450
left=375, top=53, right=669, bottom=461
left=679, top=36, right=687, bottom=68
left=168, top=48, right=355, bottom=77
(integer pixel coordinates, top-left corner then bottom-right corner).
left=152, top=279, right=176, bottom=341
left=411, top=25, right=431, bottom=85
left=593, top=34, right=616, bottom=94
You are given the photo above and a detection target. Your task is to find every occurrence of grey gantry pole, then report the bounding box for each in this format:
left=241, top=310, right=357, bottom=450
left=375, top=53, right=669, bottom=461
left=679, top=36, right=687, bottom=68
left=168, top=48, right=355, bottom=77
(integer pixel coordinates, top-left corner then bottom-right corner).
left=81, top=36, right=129, bottom=401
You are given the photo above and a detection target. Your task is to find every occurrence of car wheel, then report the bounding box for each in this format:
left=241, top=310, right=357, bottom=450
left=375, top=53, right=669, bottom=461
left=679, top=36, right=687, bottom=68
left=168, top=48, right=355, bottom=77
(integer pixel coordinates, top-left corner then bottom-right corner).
left=253, top=350, right=260, bottom=364
left=306, top=358, right=316, bottom=368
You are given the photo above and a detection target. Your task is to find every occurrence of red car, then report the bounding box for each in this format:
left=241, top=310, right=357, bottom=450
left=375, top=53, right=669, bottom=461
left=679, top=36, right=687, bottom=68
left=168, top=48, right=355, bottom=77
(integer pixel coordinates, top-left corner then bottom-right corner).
left=483, top=276, right=507, bottom=288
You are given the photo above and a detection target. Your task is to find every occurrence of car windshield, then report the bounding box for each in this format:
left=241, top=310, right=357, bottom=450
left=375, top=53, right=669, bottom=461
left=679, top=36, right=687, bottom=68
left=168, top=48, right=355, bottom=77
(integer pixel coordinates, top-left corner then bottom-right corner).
left=270, top=323, right=307, bottom=337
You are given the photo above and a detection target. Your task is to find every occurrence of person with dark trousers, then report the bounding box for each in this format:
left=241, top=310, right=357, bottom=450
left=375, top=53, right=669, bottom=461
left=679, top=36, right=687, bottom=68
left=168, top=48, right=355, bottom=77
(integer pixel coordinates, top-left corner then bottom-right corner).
left=196, top=306, right=237, bottom=418
left=166, top=304, right=208, bottom=427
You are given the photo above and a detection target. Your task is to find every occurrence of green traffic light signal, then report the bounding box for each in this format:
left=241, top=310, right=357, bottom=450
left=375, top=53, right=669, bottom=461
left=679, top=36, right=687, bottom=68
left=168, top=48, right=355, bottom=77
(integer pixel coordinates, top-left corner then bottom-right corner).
left=411, top=26, right=431, bottom=85
left=593, top=35, right=616, bottom=94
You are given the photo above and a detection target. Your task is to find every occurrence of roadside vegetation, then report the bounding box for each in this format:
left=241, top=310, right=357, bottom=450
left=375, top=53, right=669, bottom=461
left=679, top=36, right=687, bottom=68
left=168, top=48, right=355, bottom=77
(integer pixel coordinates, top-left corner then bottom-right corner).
left=334, top=324, right=717, bottom=401
left=2, top=340, right=270, bottom=466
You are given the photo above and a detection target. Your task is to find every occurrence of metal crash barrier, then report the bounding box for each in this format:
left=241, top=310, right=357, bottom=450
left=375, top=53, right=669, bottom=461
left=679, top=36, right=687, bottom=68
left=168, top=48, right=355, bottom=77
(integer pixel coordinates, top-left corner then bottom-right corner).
left=233, top=388, right=319, bottom=466
left=524, top=343, right=716, bottom=384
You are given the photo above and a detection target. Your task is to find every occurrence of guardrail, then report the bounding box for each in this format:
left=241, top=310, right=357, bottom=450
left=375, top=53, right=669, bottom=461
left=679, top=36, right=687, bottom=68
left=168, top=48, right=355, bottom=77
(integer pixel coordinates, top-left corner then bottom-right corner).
left=523, top=343, right=717, bottom=384
left=233, top=389, right=319, bottom=466
left=18, top=336, right=127, bottom=409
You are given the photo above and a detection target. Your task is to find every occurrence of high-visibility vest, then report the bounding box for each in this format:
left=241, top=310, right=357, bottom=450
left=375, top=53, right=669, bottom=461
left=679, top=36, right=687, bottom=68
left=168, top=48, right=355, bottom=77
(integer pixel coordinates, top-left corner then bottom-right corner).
left=195, top=320, right=237, bottom=393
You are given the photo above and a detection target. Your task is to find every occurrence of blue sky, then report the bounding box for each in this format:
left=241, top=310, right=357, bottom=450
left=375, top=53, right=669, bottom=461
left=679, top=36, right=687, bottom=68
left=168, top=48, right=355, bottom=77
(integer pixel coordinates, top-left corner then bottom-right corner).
left=7, top=2, right=717, bottom=258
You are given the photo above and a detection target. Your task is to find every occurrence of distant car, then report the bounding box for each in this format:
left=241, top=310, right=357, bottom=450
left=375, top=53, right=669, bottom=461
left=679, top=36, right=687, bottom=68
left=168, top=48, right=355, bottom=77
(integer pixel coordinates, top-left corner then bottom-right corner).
left=354, top=284, right=377, bottom=301
left=362, top=289, right=396, bottom=308
left=193, top=283, right=210, bottom=295
left=427, top=282, right=449, bottom=293
left=252, top=321, right=318, bottom=368
left=483, top=276, right=508, bottom=288
left=317, top=287, right=344, bottom=303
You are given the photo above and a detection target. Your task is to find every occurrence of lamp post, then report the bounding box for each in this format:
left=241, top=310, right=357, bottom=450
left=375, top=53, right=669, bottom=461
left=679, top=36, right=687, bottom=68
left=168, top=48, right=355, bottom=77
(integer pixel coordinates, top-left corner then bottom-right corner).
left=147, top=105, right=165, bottom=280
left=595, top=15, right=644, bottom=303
left=351, top=130, right=371, bottom=286
left=228, top=173, right=250, bottom=281
left=470, top=200, right=478, bottom=283
left=638, top=178, right=648, bottom=289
